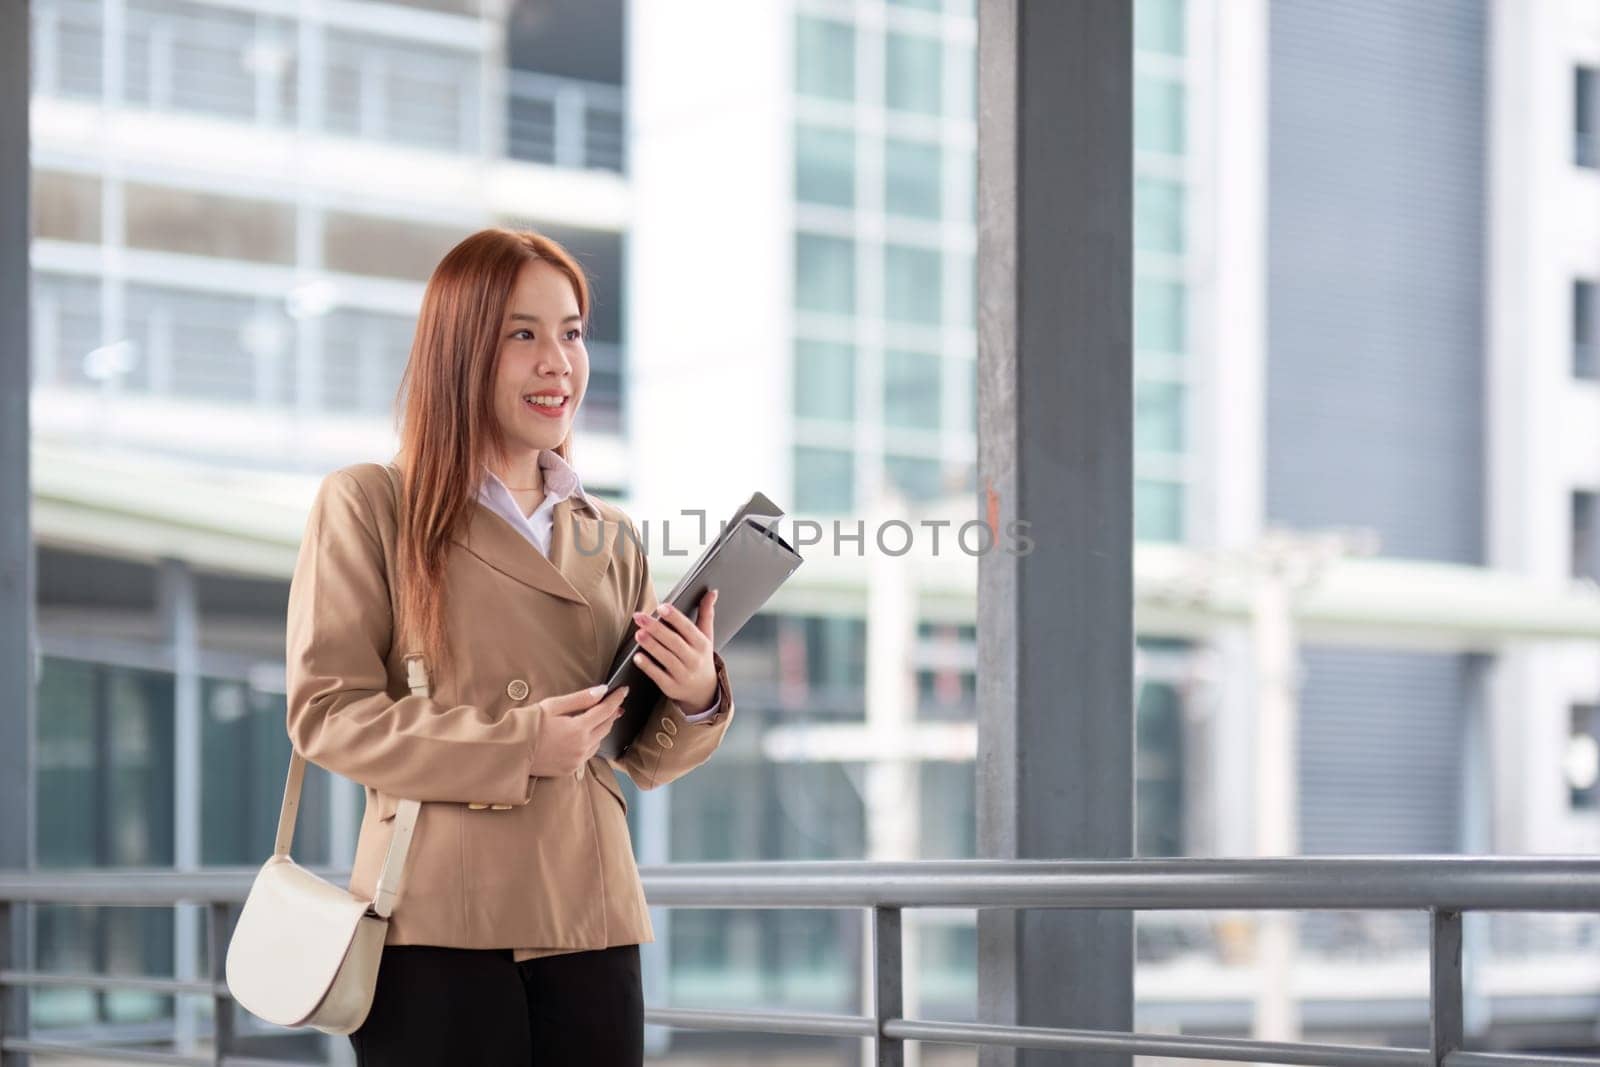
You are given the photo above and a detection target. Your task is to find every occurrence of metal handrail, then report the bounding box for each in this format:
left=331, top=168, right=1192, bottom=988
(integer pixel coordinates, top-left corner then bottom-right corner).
left=3, top=857, right=1600, bottom=1066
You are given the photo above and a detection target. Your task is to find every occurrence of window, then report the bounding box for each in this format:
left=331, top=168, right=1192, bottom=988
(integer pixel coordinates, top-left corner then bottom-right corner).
left=32, top=0, right=104, bottom=100
left=1135, top=380, right=1184, bottom=455
left=884, top=348, right=941, bottom=431
left=1135, top=0, right=1185, bottom=57
left=795, top=233, right=856, bottom=315
left=796, top=124, right=855, bottom=207
left=125, top=183, right=295, bottom=264
left=1573, top=490, right=1600, bottom=581
left=1570, top=705, right=1600, bottom=810
left=916, top=621, right=976, bottom=724
left=125, top=1, right=296, bottom=125
left=1577, top=66, right=1599, bottom=169
left=1135, top=176, right=1185, bottom=254
left=795, top=445, right=855, bottom=513
left=323, top=309, right=420, bottom=415
left=1136, top=479, right=1183, bottom=542
left=950, top=41, right=975, bottom=120
left=884, top=244, right=941, bottom=324
left=1576, top=279, right=1597, bottom=379
left=885, top=137, right=942, bottom=219
left=794, top=338, right=856, bottom=421
left=885, top=32, right=942, bottom=115
left=324, top=31, right=477, bottom=152
left=1136, top=670, right=1185, bottom=856
left=324, top=211, right=466, bottom=281
left=1136, top=277, right=1186, bottom=354
left=32, top=171, right=102, bottom=244
left=800, top=615, right=869, bottom=696
left=796, top=17, right=855, bottom=101
left=955, top=251, right=976, bottom=329
left=964, top=358, right=977, bottom=433
left=123, top=283, right=293, bottom=406
left=201, top=677, right=325, bottom=865
left=31, top=273, right=102, bottom=390
left=920, top=763, right=976, bottom=858
left=37, top=658, right=176, bottom=868
left=1135, top=74, right=1185, bottom=156
left=885, top=453, right=942, bottom=501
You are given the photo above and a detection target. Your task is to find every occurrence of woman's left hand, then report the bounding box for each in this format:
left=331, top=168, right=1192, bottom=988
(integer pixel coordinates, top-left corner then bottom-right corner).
left=631, top=589, right=719, bottom=715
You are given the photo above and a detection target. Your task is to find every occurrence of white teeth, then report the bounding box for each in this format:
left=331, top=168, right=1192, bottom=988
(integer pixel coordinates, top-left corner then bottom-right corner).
left=524, top=395, right=565, bottom=407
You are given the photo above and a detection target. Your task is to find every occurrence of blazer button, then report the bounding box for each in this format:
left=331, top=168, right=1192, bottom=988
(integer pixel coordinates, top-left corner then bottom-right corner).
left=655, top=731, right=674, bottom=749
left=662, top=717, right=679, bottom=736
left=507, top=678, right=530, bottom=701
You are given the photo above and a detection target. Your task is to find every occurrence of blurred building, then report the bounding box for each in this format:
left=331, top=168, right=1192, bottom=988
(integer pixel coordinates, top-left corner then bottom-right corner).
left=19, top=0, right=1600, bottom=1062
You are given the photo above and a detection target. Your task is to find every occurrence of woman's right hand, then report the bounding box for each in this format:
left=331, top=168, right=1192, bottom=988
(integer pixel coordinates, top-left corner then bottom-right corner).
left=525, top=684, right=630, bottom=777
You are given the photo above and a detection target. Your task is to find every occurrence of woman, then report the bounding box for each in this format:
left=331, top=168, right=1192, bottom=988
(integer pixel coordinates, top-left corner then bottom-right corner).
left=283, top=228, right=735, bottom=1065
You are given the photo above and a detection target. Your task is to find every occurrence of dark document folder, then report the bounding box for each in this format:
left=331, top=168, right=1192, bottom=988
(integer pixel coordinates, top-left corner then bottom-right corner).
left=597, top=491, right=802, bottom=760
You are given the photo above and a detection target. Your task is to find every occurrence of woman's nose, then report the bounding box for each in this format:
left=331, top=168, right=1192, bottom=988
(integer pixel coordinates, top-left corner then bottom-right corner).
left=536, top=343, right=571, bottom=375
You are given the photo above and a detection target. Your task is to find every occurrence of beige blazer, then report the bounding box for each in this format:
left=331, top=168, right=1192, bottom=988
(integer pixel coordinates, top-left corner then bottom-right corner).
left=284, top=461, right=734, bottom=953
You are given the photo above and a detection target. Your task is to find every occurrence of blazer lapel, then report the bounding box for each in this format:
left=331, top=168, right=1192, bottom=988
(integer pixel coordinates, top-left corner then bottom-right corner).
left=452, top=495, right=614, bottom=606
left=547, top=496, right=614, bottom=602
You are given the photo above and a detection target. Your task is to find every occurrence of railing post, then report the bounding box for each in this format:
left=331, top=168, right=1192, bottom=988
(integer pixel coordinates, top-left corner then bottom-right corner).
left=1430, top=908, right=1463, bottom=1066
left=872, top=906, right=903, bottom=1067
left=0, top=900, right=24, bottom=1067
left=0, top=901, right=8, bottom=1062
left=1, top=2, right=33, bottom=1064
left=209, top=903, right=234, bottom=1066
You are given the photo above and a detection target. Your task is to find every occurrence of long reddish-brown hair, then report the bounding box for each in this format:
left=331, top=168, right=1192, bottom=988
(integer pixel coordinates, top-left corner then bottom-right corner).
left=390, top=227, right=592, bottom=684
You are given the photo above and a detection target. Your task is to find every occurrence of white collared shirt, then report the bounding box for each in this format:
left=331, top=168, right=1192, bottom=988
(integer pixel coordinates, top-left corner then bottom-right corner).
left=476, top=450, right=719, bottom=722
left=476, top=448, right=592, bottom=558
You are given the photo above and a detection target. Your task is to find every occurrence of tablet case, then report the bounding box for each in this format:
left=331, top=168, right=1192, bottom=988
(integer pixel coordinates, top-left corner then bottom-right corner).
left=597, top=491, right=802, bottom=760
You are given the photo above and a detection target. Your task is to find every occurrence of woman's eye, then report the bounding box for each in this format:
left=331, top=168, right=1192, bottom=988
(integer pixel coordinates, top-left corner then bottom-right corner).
left=564, top=329, right=582, bottom=341
left=511, top=329, right=533, bottom=340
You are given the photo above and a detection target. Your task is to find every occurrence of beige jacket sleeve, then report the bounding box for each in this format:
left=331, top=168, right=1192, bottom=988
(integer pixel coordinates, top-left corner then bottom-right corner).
left=611, top=519, right=736, bottom=791
left=284, top=469, right=542, bottom=807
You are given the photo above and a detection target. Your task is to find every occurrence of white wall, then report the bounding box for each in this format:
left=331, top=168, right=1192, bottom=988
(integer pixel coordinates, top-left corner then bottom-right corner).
left=624, top=0, right=792, bottom=537
left=1487, top=0, right=1600, bottom=853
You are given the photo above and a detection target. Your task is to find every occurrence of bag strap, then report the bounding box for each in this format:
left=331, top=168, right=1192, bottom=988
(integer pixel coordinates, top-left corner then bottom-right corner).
left=273, top=460, right=423, bottom=920
left=274, top=716, right=424, bottom=918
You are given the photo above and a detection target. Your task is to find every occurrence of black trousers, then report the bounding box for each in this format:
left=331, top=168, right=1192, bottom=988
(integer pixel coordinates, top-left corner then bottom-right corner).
left=349, top=942, right=643, bottom=1066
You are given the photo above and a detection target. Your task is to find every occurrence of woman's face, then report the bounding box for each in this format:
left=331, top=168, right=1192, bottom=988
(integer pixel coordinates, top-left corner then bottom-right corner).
left=492, top=258, right=589, bottom=458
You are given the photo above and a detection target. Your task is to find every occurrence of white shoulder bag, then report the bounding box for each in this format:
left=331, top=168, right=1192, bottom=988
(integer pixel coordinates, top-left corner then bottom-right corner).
left=225, top=463, right=427, bottom=1036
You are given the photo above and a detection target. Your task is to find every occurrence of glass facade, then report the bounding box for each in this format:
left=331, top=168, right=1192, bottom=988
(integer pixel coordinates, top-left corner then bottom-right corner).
left=1136, top=644, right=1187, bottom=858
left=1574, top=490, right=1600, bottom=582
left=791, top=1, right=974, bottom=516
left=1576, top=279, right=1597, bottom=380
left=37, top=659, right=177, bottom=871
left=1577, top=65, right=1598, bottom=169
left=785, top=6, right=1192, bottom=931
left=789, top=0, right=1192, bottom=538
left=1133, top=0, right=1191, bottom=542
left=658, top=611, right=874, bottom=1009
left=31, top=645, right=341, bottom=1032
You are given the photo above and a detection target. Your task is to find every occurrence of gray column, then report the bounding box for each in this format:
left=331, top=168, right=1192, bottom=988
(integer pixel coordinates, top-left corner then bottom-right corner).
left=1, top=1, right=34, bottom=1062
left=975, top=2, right=1133, bottom=1066
left=159, top=560, right=204, bottom=1055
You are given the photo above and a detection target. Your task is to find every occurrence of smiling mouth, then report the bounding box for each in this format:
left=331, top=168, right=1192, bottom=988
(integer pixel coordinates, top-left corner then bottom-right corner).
left=522, top=393, right=569, bottom=412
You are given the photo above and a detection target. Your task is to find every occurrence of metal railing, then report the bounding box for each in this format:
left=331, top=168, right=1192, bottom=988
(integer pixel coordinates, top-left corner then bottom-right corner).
left=3, top=857, right=1600, bottom=1065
